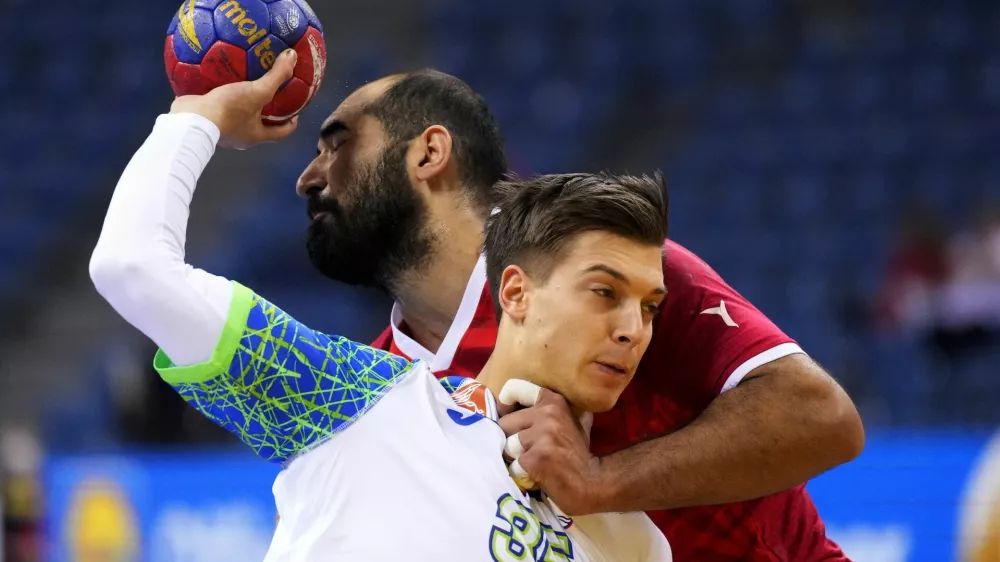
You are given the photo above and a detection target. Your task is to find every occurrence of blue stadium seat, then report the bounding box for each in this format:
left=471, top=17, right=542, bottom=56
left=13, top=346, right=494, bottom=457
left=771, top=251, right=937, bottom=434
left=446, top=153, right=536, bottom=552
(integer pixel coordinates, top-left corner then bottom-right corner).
left=71, top=108, right=131, bottom=158
left=430, top=36, right=477, bottom=79
left=41, top=53, right=89, bottom=94
left=15, top=10, right=85, bottom=47
left=0, top=209, right=48, bottom=264
left=923, top=9, right=973, bottom=55
left=781, top=172, right=826, bottom=225
left=642, top=28, right=709, bottom=85
left=977, top=55, right=1000, bottom=106
left=41, top=359, right=119, bottom=451
left=798, top=123, right=853, bottom=167
left=108, top=51, right=159, bottom=98
left=0, top=109, right=46, bottom=162
left=492, top=26, right=552, bottom=81
left=569, top=0, right=622, bottom=26
left=572, top=31, right=627, bottom=79
left=908, top=61, right=952, bottom=112
left=632, top=1, right=697, bottom=25
left=722, top=174, right=766, bottom=219
left=523, top=78, right=584, bottom=136
left=0, top=57, right=13, bottom=91
left=846, top=165, right=892, bottom=217
left=861, top=116, right=913, bottom=162
left=705, top=86, right=766, bottom=129
left=840, top=65, right=891, bottom=116
left=779, top=68, right=829, bottom=120
left=864, top=15, right=910, bottom=62
left=866, top=333, right=936, bottom=424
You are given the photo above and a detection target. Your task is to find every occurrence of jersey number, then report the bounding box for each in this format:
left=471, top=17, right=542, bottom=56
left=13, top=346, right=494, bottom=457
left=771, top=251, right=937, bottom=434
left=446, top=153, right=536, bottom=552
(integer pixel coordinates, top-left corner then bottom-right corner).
left=489, top=494, right=572, bottom=561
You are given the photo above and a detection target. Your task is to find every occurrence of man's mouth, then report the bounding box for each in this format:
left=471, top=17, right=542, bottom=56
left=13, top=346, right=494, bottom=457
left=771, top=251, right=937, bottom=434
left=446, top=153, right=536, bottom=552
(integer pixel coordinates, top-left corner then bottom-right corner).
left=307, top=196, right=338, bottom=222
left=595, top=361, right=628, bottom=376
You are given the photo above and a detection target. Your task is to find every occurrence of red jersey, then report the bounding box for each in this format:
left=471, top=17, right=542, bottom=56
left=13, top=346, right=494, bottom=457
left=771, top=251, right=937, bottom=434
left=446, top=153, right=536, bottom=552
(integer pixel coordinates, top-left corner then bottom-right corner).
left=372, top=241, right=847, bottom=561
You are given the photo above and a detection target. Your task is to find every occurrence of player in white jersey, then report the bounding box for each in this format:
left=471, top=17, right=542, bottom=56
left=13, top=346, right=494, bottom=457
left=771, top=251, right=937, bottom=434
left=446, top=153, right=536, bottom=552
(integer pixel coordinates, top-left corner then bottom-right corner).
left=89, top=50, right=672, bottom=561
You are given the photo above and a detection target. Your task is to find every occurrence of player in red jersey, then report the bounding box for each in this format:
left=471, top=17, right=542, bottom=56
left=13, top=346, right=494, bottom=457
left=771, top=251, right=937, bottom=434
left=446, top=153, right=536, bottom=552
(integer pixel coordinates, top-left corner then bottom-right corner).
left=296, top=69, right=865, bottom=560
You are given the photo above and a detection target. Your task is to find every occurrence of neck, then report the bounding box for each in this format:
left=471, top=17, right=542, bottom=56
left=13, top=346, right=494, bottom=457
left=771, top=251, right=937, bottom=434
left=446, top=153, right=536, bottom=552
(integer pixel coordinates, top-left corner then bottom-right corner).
left=392, top=200, right=484, bottom=354
left=477, top=331, right=587, bottom=419
left=475, top=342, right=526, bottom=417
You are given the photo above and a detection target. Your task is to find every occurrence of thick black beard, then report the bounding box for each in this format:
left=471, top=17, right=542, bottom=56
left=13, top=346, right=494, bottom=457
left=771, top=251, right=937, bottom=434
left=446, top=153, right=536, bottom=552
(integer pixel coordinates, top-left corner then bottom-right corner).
left=305, top=144, right=436, bottom=292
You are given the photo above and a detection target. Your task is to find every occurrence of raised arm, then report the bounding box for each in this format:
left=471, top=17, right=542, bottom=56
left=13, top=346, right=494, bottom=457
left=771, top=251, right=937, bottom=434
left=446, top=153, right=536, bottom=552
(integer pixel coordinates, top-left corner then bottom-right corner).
left=90, top=50, right=301, bottom=365
left=89, top=111, right=232, bottom=366
left=89, top=51, right=412, bottom=464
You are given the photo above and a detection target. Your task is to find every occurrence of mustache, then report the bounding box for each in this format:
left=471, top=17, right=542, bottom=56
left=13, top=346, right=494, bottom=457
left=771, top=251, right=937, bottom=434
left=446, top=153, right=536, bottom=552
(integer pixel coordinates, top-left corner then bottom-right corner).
left=307, top=194, right=342, bottom=219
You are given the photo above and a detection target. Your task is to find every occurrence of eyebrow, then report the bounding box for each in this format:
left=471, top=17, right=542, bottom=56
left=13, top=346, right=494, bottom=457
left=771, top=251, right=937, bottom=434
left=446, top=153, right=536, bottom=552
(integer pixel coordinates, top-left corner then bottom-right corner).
left=319, top=119, right=349, bottom=141
left=584, top=264, right=667, bottom=295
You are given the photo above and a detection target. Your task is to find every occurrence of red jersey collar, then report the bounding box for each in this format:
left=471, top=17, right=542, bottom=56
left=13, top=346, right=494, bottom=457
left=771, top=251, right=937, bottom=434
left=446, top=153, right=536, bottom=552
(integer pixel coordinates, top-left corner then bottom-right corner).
left=389, top=254, right=488, bottom=371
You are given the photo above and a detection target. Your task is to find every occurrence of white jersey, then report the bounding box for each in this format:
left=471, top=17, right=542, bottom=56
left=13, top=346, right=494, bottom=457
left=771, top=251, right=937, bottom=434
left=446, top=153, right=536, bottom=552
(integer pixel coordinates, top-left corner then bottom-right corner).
left=268, top=362, right=574, bottom=561
left=89, top=113, right=671, bottom=561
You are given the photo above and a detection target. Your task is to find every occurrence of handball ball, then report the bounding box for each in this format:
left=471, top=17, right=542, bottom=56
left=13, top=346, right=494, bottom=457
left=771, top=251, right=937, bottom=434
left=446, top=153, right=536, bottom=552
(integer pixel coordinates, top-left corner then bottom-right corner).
left=165, top=0, right=327, bottom=123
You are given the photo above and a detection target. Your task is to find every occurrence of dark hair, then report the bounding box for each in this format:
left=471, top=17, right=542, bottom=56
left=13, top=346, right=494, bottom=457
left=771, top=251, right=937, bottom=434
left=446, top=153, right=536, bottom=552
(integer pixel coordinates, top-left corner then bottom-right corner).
left=363, top=69, right=507, bottom=214
left=484, top=172, right=670, bottom=319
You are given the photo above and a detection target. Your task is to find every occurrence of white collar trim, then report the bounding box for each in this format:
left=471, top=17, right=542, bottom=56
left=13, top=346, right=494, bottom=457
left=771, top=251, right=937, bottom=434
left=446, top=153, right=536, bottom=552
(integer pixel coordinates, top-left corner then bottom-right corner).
left=390, top=254, right=489, bottom=371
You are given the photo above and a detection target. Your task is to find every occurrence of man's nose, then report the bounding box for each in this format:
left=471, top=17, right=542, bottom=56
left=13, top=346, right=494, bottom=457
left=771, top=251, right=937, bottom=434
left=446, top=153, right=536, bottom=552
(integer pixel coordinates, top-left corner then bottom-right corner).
left=612, top=304, right=644, bottom=347
left=296, top=157, right=327, bottom=199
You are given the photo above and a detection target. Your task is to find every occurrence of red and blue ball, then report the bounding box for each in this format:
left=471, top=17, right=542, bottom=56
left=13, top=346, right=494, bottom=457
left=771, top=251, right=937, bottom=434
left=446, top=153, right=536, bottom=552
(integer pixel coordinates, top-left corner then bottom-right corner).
left=165, top=0, right=327, bottom=123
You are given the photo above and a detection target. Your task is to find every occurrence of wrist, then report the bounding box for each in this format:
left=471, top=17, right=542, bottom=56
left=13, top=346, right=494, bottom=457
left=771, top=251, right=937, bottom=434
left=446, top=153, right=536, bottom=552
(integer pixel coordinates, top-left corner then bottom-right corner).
left=586, top=455, right=621, bottom=514
left=169, top=101, right=223, bottom=134
left=159, top=112, right=222, bottom=143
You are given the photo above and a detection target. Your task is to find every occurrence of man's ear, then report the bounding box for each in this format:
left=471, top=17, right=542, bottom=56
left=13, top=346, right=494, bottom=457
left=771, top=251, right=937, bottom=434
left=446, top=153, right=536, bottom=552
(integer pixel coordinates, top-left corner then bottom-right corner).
left=411, top=125, right=453, bottom=183
left=498, top=265, right=530, bottom=323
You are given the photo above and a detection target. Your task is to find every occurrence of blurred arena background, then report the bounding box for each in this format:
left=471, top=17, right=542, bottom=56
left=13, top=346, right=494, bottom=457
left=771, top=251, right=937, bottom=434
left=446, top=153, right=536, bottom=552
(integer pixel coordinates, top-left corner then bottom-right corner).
left=1, top=0, right=999, bottom=560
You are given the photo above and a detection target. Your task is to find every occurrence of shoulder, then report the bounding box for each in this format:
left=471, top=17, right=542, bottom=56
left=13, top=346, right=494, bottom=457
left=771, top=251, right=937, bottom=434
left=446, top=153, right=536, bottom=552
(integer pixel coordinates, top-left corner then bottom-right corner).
left=656, top=239, right=791, bottom=344
left=635, top=240, right=798, bottom=396
left=661, top=240, right=730, bottom=298
left=656, top=239, right=749, bottom=322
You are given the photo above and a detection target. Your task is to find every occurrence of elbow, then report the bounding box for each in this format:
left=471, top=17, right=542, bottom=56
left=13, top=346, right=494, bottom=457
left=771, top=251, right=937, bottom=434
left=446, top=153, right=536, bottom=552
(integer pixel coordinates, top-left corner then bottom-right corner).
left=89, top=246, right=162, bottom=309
left=813, top=383, right=866, bottom=467
left=89, top=247, right=129, bottom=298
left=773, top=355, right=866, bottom=469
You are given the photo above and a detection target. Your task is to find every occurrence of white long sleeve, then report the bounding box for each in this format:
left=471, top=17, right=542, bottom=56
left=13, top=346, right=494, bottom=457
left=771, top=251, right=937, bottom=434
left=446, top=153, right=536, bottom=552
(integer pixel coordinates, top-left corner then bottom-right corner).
left=90, top=113, right=234, bottom=366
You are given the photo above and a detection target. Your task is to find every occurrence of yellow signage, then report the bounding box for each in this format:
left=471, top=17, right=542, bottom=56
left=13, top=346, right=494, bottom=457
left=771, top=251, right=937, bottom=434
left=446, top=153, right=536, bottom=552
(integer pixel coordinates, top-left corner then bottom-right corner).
left=65, top=480, right=138, bottom=562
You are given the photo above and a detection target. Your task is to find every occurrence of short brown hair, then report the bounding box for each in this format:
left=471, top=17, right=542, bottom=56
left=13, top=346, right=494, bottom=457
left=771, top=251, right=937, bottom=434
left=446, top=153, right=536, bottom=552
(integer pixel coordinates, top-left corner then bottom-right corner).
left=484, top=172, right=670, bottom=319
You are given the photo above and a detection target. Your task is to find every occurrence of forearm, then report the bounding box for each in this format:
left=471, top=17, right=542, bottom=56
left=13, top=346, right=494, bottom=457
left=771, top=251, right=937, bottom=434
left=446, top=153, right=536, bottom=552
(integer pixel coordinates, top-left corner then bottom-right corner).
left=90, top=113, right=232, bottom=366
left=595, top=356, right=864, bottom=512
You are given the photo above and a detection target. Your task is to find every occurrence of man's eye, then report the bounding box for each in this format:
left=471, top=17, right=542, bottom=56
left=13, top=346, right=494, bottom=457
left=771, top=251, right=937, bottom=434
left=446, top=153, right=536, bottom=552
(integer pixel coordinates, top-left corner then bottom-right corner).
left=592, top=288, right=614, bottom=299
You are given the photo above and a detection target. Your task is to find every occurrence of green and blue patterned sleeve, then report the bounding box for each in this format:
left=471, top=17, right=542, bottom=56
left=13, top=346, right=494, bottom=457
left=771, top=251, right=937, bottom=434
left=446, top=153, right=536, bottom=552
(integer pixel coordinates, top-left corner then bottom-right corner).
left=153, top=282, right=413, bottom=464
